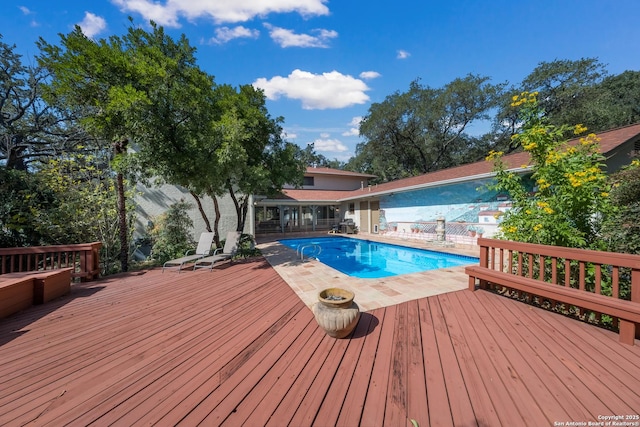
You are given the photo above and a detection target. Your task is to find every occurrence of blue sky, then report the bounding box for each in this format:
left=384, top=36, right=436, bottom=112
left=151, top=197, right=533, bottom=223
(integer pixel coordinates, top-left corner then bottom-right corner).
left=2, top=0, right=640, bottom=162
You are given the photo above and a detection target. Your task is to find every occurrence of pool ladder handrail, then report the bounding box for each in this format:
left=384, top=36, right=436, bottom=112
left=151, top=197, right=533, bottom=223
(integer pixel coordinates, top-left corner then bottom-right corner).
left=297, top=243, right=322, bottom=261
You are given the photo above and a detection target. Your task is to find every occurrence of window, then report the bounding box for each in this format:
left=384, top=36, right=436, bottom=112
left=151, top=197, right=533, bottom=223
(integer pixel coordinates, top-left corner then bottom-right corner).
left=348, top=203, right=355, bottom=214
left=303, top=176, right=314, bottom=186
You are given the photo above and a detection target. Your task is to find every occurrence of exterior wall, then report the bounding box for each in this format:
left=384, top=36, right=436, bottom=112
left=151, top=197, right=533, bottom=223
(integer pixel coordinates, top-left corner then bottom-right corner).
left=377, top=177, right=521, bottom=238
left=134, top=182, right=246, bottom=241
left=605, top=138, right=639, bottom=173
left=284, top=174, right=367, bottom=191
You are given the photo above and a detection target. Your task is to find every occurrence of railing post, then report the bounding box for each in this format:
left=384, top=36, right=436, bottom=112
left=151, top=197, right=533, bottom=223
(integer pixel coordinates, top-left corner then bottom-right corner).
left=479, top=243, right=489, bottom=268
left=631, top=268, right=640, bottom=340
left=478, top=240, right=489, bottom=290
left=79, top=250, right=87, bottom=281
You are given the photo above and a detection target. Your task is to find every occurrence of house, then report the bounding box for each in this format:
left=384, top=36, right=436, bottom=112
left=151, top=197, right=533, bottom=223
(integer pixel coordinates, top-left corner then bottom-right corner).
left=133, top=123, right=640, bottom=245
left=251, top=167, right=377, bottom=235
left=250, top=123, right=640, bottom=241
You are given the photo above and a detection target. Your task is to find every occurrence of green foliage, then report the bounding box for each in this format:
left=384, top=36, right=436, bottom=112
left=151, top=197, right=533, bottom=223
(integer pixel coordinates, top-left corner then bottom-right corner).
left=0, top=167, right=54, bottom=246
left=598, top=71, right=640, bottom=129
left=234, top=233, right=261, bottom=259
left=37, top=155, right=136, bottom=274
left=601, top=159, right=640, bottom=254
left=488, top=92, right=612, bottom=249
left=521, top=58, right=607, bottom=127
left=1, top=34, right=90, bottom=170
left=354, top=74, right=505, bottom=182
left=147, top=200, right=196, bottom=264
left=37, top=22, right=216, bottom=271
left=298, top=143, right=345, bottom=169
left=0, top=154, right=135, bottom=274
left=493, top=58, right=640, bottom=148
left=207, top=84, right=306, bottom=231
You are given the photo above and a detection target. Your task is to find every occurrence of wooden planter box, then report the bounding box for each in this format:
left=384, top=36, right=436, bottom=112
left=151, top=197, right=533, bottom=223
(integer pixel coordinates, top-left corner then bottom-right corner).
left=32, top=268, right=73, bottom=304
left=0, top=276, right=35, bottom=319
left=0, top=268, right=73, bottom=318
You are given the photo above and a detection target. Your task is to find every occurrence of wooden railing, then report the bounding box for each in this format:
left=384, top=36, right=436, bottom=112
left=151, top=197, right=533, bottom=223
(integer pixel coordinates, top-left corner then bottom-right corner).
left=0, top=242, right=102, bottom=282
left=467, top=238, right=640, bottom=345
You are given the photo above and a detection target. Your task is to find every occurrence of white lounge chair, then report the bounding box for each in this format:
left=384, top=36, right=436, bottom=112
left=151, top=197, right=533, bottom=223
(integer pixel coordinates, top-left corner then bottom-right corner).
left=193, top=231, right=241, bottom=271
left=162, top=232, right=215, bottom=273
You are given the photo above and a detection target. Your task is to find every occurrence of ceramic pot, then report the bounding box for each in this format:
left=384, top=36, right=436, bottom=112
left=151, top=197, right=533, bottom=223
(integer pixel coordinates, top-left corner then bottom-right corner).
left=313, top=288, right=361, bottom=338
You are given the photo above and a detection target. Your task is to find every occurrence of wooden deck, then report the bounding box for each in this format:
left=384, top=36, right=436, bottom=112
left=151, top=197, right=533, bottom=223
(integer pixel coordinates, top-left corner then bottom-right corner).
left=1, top=258, right=639, bottom=426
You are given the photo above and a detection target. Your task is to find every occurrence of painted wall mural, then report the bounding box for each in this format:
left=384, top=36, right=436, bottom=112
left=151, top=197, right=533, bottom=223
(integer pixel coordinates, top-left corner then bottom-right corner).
left=377, top=177, right=534, bottom=233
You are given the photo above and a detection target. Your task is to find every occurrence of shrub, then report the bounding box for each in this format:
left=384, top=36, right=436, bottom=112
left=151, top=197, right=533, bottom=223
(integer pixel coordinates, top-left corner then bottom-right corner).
left=602, top=159, right=640, bottom=254
left=148, top=200, right=195, bottom=264
left=487, top=92, right=612, bottom=249
left=234, top=233, right=261, bottom=259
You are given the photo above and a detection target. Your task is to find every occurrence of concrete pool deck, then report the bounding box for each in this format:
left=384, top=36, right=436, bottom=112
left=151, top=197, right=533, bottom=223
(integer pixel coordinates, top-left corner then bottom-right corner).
left=258, top=233, right=480, bottom=312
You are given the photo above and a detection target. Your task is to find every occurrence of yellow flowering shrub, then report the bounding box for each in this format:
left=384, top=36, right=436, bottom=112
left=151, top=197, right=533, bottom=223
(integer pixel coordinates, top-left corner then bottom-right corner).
left=487, top=92, right=612, bottom=249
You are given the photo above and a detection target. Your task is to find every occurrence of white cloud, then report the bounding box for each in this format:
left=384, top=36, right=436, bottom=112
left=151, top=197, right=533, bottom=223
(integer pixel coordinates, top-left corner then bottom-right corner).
left=342, top=128, right=359, bottom=137
left=210, top=26, right=259, bottom=44
left=282, top=129, right=297, bottom=140
left=308, top=136, right=349, bottom=153
left=111, top=0, right=330, bottom=27
left=397, top=49, right=410, bottom=59
left=359, top=71, right=380, bottom=80
left=78, top=12, right=107, bottom=39
left=19, top=6, right=39, bottom=26
left=264, top=23, right=337, bottom=48
left=111, top=0, right=180, bottom=26
left=348, top=116, right=363, bottom=127
left=342, top=116, right=362, bottom=136
left=253, top=69, right=370, bottom=110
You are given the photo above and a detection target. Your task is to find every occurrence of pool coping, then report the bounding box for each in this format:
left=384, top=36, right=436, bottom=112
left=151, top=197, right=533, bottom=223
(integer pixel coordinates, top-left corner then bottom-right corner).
left=258, top=233, right=480, bottom=312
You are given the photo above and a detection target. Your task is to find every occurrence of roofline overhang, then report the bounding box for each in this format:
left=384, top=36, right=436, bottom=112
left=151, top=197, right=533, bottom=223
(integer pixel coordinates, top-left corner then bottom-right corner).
left=337, top=166, right=533, bottom=202
left=255, top=199, right=342, bottom=206
left=254, top=166, right=533, bottom=205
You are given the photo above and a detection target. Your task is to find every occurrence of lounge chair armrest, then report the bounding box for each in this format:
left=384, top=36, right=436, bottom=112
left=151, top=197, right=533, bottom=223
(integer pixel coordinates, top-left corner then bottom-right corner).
left=213, top=247, right=223, bottom=255
left=184, top=249, right=194, bottom=256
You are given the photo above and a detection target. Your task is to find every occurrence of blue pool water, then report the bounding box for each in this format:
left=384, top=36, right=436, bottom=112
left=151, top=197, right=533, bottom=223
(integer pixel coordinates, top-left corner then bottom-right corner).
left=279, top=236, right=478, bottom=279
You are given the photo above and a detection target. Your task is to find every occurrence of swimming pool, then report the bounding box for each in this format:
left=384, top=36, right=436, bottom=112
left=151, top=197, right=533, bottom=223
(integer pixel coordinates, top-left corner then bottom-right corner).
left=278, top=236, right=478, bottom=279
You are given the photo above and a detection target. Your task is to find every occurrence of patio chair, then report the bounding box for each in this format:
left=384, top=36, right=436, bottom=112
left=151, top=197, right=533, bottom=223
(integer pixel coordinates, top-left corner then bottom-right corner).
left=193, top=231, right=241, bottom=271
left=162, top=232, right=215, bottom=273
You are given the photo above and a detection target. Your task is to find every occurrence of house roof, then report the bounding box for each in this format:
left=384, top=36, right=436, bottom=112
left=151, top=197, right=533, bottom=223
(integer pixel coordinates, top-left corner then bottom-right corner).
left=304, top=166, right=377, bottom=179
left=265, top=123, right=640, bottom=204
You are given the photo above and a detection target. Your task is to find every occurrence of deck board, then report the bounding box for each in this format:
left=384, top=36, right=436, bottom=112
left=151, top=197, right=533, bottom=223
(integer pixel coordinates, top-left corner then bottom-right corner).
left=436, top=292, right=502, bottom=427
left=470, top=288, right=610, bottom=419
left=1, top=257, right=639, bottom=426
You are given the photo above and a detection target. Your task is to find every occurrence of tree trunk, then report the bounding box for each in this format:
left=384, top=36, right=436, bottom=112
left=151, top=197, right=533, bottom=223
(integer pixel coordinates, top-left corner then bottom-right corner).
left=114, top=139, right=128, bottom=272
left=227, top=181, right=243, bottom=232
left=239, top=196, right=249, bottom=233
left=190, top=191, right=212, bottom=232
left=116, top=171, right=128, bottom=272
left=212, top=195, right=221, bottom=248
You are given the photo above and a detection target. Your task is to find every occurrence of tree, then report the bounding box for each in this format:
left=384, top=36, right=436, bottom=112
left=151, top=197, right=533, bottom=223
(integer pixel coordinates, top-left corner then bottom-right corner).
left=1, top=35, right=90, bottom=170
left=492, top=58, right=640, bottom=143
left=211, top=84, right=305, bottom=232
left=298, top=143, right=345, bottom=168
left=0, top=151, right=128, bottom=273
left=355, top=74, right=505, bottom=182
left=107, top=22, right=224, bottom=245
left=39, top=19, right=235, bottom=266
left=0, top=167, right=52, bottom=246
left=147, top=199, right=195, bottom=264
left=488, top=92, right=612, bottom=249
left=601, top=158, right=640, bottom=254
left=597, top=71, right=640, bottom=129
left=521, top=58, right=608, bottom=128
left=37, top=25, right=150, bottom=272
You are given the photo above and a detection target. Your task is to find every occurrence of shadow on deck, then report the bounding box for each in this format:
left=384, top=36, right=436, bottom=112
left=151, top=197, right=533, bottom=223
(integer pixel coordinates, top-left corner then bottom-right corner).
left=0, top=257, right=638, bottom=426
